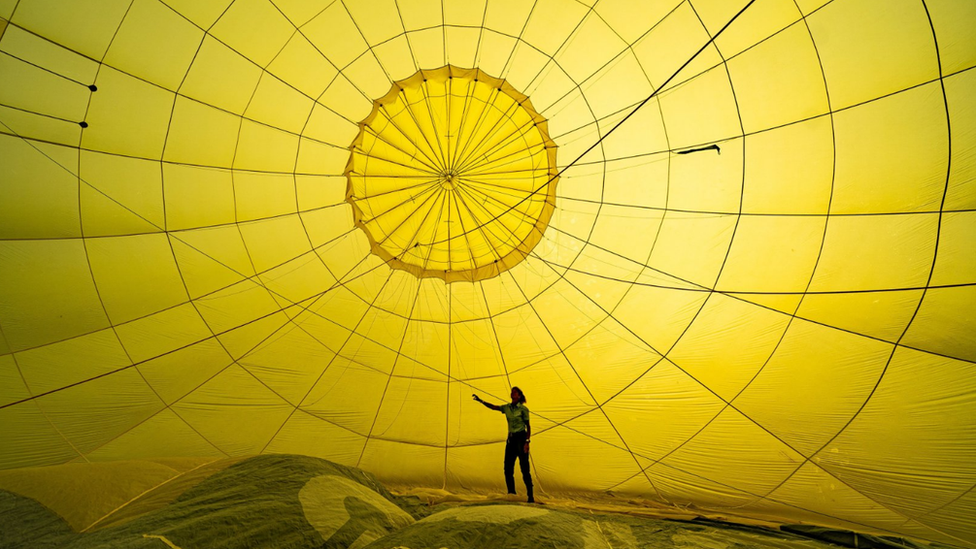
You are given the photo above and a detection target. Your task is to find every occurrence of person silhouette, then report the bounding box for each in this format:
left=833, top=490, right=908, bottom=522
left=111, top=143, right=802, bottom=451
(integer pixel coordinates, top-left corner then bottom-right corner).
left=472, top=387, right=534, bottom=503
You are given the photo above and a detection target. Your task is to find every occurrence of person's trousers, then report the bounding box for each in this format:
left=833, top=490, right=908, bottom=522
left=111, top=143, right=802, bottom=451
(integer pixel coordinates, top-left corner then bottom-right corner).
left=504, top=431, right=533, bottom=498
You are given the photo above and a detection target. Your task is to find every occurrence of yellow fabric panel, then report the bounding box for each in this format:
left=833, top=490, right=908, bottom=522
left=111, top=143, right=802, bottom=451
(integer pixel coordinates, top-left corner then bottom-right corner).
left=444, top=27, right=480, bottom=67
left=397, top=320, right=450, bottom=376
left=0, top=137, right=81, bottom=239
left=902, top=286, right=976, bottom=362
left=209, top=0, right=294, bottom=67
left=610, top=284, right=709, bottom=354
left=245, top=75, right=315, bottom=135
left=304, top=103, right=359, bottom=147
left=341, top=333, right=401, bottom=376
left=509, top=354, right=595, bottom=423
left=271, top=0, right=333, bottom=28
left=264, top=410, right=366, bottom=465
left=262, top=258, right=338, bottom=306
left=35, top=368, right=161, bottom=455
left=0, top=22, right=97, bottom=84
left=945, top=69, right=976, bottom=210
left=301, top=359, right=393, bottom=433
left=807, top=0, right=939, bottom=109
left=923, top=490, right=976, bottom=549
left=114, top=303, right=213, bottom=363
left=163, top=165, right=237, bottom=230
left=562, top=319, right=661, bottom=403
left=659, top=67, right=741, bottom=148
left=85, top=233, right=189, bottom=324
left=668, top=138, right=742, bottom=213
left=449, top=319, right=504, bottom=378
left=180, top=36, right=263, bottom=115
left=601, top=109, right=669, bottom=169
left=84, top=68, right=175, bottom=159
left=0, top=101, right=80, bottom=144
left=797, top=289, right=923, bottom=343
left=370, top=377, right=447, bottom=446
left=319, top=74, right=371, bottom=121
left=15, top=328, right=129, bottom=395
left=832, top=83, right=947, bottom=214
left=727, top=22, right=828, bottom=133
left=632, top=3, right=723, bottom=89
left=374, top=37, right=418, bottom=81
left=353, top=306, right=409, bottom=356
left=554, top=13, right=626, bottom=85
left=344, top=0, right=401, bottom=46
left=668, top=294, right=791, bottom=401
left=163, top=97, right=242, bottom=168
left=359, top=437, right=445, bottom=487
left=161, top=0, right=231, bottom=29
left=0, top=354, right=27, bottom=402
left=80, top=151, right=164, bottom=236
left=103, top=0, right=202, bottom=90
left=734, top=319, right=892, bottom=456
left=407, top=29, right=446, bottom=71
left=2, top=1, right=976, bottom=545
left=699, top=0, right=799, bottom=59
left=594, top=0, right=679, bottom=45
left=302, top=2, right=368, bottom=69
left=814, top=347, right=976, bottom=529
left=808, top=214, right=937, bottom=292
left=928, top=0, right=976, bottom=75
left=194, top=279, right=282, bottom=334
left=534, top=412, right=639, bottom=491
left=742, top=117, right=834, bottom=215
left=296, top=174, right=346, bottom=211
left=268, top=33, right=338, bottom=98
left=603, top=359, right=725, bottom=462
left=295, top=140, right=350, bottom=186
left=343, top=50, right=391, bottom=100
left=0, top=240, right=109, bottom=351
left=522, top=0, right=590, bottom=58
left=527, top=279, right=607, bottom=350
left=931, top=211, right=976, bottom=286
left=234, top=119, right=301, bottom=172
left=448, top=283, right=491, bottom=322
left=717, top=214, right=824, bottom=293
left=0, top=401, right=80, bottom=469
left=647, top=212, right=737, bottom=287
left=135, top=339, right=231, bottom=405
left=653, top=408, right=805, bottom=507
left=0, top=48, right=88, bottom=123
left=239, top=328, right=337, bottom=405
left=746, top=462, right=937, bottom=541
left=171, top=364, right=292, bottom=455
left=11, top=0, right=129, bottom=59
left=234, top=171, right=297, bottom=222
left=491, top=304, right=560, bottom=370
left=170, top=224, right=255, bottom=298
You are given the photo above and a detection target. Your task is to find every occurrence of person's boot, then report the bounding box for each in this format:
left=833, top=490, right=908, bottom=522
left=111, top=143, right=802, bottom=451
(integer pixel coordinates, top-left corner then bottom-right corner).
left=527, top=486, right=534, bottom=503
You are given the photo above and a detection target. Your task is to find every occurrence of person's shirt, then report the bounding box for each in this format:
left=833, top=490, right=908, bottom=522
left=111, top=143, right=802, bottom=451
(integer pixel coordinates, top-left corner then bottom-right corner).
left=499, top=402, right=530, bottom=434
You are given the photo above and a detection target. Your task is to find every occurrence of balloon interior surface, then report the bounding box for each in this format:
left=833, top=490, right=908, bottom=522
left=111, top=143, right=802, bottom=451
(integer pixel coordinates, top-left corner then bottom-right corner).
left=0, top=1, right=974, bottom=548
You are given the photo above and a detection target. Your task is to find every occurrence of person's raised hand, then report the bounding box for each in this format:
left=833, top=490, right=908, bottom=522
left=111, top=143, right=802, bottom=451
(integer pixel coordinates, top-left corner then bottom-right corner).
left=472, top=394, right=481, bottom=402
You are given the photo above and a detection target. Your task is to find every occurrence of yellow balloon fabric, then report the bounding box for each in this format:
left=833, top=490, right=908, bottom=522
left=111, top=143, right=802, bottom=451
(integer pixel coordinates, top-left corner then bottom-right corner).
left=0, top=0, right=974, bottom=546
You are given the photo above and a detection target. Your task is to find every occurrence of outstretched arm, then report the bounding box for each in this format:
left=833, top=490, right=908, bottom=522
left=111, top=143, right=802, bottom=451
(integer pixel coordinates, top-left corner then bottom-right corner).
left=472, top=394, right=501, bottom=411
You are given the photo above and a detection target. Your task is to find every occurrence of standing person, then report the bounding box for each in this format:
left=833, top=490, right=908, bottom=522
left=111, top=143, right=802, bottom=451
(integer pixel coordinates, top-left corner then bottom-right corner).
left=472, top=387, right=534, bottom=503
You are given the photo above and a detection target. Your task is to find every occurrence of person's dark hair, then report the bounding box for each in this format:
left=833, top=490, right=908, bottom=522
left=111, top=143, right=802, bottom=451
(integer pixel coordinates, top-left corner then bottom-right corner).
left=511, top=386, right=526, bottom=404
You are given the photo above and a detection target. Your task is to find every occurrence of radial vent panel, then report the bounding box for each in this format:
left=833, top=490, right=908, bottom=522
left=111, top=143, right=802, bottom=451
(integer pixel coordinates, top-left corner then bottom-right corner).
left=345, top=65, right=559, bottom=283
